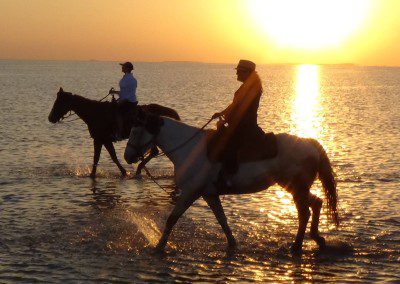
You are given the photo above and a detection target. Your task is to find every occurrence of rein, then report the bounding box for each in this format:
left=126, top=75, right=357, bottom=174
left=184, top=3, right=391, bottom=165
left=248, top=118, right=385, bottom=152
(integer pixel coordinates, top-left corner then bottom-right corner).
left=60, top=110, right=80, bottom=123
left=142, top=165, right=171, bottom=194
left=153, top=117, right=214, bottom=158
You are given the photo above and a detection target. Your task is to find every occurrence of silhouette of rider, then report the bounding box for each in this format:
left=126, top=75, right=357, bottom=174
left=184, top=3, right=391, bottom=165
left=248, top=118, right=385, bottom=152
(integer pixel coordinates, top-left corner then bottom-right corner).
left=212, top=59, right=263, bottom=189
left=109, top=61, right=138, bottom=140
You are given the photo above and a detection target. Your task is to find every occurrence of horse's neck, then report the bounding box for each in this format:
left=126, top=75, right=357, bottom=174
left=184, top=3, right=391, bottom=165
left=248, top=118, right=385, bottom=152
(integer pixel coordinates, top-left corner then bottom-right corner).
left=70, top=95, right=96, bottom=124
left=156, top=117, right=205, bottom=167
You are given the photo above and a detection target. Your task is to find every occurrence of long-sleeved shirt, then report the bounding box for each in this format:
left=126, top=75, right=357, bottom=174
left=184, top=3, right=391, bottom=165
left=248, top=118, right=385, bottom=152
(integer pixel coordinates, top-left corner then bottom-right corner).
left=119, top=73, right=137, bottom=103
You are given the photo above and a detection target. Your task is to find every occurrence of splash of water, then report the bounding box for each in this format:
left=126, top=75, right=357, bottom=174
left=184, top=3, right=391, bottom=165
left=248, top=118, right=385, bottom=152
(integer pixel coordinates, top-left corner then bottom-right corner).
left=127, top=210, right=162, bottom=247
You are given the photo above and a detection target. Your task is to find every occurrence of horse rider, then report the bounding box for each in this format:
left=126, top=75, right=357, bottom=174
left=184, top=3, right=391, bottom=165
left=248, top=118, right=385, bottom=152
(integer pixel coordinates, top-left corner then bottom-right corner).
left=211, top=59, right=263, bottom=190
left=109, top=61, right=138, bottom=140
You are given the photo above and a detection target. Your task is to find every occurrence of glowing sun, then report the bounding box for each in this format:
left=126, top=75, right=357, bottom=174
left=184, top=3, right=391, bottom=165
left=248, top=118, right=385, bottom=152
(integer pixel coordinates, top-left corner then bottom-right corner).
left=248, top=0, right=372, bottom=50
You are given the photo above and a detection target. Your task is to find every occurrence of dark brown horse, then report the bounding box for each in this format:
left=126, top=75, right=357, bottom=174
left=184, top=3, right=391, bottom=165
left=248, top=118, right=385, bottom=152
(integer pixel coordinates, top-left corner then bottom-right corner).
left=48, top=88, right=180, bottom=178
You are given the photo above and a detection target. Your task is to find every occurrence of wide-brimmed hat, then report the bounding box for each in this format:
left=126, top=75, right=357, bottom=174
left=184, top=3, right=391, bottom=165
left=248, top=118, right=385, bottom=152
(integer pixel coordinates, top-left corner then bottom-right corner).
left=119, top=62, right=134, bottom=70
left=235, top=59, right=256, bottom=72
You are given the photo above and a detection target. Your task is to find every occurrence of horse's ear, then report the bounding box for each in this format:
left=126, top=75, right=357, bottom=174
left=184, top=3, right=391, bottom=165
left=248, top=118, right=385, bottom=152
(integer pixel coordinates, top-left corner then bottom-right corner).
left=59, top=87, right=63, bottom=93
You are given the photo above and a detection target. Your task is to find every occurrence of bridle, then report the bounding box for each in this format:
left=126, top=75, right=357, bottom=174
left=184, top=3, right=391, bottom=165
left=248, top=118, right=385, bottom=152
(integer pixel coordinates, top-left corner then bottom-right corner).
left=59, top=110, right=78, bottom=122
left=126, top=124, right=158, bottom=160
left=52, top=93, right=77, bottom=123
left=126, top=114, right=215, bottom=194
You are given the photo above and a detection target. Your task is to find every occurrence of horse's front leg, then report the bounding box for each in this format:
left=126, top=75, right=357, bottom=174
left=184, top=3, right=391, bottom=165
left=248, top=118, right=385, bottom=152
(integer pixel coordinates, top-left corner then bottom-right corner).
left=156, top=189, right=202, bottom=251
left=203, top=194, right=236, bottom=248
left=104, top=142, right=127, bottom=177
left=90, top=139, right=102, bottom=179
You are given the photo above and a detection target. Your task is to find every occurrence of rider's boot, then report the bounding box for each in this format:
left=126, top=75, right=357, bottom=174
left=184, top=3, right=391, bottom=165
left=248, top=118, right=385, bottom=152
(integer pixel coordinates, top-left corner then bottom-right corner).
left=114, top=115, right=124, bottom=141
left=214, top=156, right=237, bottom=191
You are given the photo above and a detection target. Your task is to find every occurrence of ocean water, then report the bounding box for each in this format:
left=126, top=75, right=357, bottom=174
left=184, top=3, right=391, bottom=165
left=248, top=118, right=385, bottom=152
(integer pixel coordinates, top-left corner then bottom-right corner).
left=0, top=60, right=399, bottom=283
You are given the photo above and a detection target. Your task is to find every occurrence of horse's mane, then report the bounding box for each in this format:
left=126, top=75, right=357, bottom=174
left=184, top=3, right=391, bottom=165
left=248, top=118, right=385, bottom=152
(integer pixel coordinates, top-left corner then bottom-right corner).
left=65, top=92, right=112, bottom=108
left=161, top=116, right=203, bottom=133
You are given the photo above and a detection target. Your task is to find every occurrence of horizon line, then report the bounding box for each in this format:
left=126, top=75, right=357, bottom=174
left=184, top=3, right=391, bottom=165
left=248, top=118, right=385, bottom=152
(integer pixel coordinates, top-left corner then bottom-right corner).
left=0, top=58, right=399, bottom=68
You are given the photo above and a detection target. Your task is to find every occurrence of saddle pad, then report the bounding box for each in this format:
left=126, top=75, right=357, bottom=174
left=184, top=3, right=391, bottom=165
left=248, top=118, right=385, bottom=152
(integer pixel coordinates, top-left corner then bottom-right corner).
left=206, top=127, right=278, bottom=163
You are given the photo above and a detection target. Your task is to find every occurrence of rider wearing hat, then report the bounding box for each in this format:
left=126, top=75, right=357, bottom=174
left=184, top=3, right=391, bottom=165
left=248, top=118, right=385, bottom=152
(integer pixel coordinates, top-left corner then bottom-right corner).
left=110, top=61, right=138, bottom=140
left=110, top=61, right=138, bottom=103
left=212, top=59, right=263, bottom=189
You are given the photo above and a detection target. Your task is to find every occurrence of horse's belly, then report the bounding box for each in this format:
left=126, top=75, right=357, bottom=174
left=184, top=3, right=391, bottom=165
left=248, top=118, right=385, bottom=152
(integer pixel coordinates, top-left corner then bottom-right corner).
left=219, top=181, right=275, bottom=195
left=220, top=162, right=277, bottom=195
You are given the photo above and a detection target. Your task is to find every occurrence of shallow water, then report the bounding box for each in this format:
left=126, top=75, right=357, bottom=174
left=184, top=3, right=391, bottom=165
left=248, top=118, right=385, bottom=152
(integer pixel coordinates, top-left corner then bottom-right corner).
left=0, top=60, right=399, bottom=282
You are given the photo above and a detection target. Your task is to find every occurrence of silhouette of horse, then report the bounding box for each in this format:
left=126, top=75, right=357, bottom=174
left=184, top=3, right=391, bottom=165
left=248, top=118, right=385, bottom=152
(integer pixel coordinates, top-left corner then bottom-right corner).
left=124, top=113, right=339, bottom=253
left=48, top=88, right=180, bottom=178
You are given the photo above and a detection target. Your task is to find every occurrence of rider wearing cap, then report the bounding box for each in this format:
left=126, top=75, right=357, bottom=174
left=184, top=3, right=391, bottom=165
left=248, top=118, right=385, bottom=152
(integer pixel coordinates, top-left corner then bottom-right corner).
left=110, top=62, right=138, bottom=140
left=110, top=62, right=138, bottom=103
left=212, top=59, right=263, bottom=189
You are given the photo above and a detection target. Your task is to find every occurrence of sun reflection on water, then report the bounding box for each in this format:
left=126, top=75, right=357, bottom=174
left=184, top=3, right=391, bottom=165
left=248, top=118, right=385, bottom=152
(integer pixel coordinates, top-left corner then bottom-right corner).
left=263, top=65, right=331, bottom=229
left=291, top=64, right=323, bottom=139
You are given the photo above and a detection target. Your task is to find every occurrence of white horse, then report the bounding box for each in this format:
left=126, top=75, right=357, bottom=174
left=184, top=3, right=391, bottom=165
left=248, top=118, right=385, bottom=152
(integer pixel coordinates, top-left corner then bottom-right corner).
left=124, top=113, right=339, bottom=253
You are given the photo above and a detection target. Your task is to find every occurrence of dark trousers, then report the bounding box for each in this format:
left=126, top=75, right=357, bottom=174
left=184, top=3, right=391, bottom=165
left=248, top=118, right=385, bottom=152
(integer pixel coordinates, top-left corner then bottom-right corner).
left=115, top=101, right=138, bottom=138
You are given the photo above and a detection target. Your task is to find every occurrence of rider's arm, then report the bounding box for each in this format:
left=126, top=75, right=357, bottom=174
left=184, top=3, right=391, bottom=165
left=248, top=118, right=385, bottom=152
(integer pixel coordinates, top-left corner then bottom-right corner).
left=213, top=104, right=231, bottom=119
left=212, top=93, right=239, bottom=120
left=110, top=90, right=121, bottom=95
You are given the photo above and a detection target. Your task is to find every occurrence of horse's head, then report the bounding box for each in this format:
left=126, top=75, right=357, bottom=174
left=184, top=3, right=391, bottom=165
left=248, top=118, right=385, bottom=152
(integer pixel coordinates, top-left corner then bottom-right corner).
left=48, top=87, right=74, bottom=123
left=124, top=110, right=164, bottom=164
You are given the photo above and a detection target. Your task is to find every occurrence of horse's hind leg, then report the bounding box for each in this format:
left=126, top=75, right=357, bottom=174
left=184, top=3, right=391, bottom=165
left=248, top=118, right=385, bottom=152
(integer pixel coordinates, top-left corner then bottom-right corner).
left=203, top=194, right=236, bottom=248
left=156, top=189, right=202, bottom=251
left=104, top=142, right=127, bottom=177
left=291, top=185, right=311, bottom=253
left=309, top=193, right=326, bottom=249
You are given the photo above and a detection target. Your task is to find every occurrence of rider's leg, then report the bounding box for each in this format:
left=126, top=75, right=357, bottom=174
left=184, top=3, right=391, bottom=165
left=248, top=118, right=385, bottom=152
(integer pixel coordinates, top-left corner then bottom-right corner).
left=104, top=142, right=127, bottom=176
left=203, top=194, right=236, bottom=247
left=90, top=140, right=102, bottom=179
left=215, top=141, right=237, bottom=190
left=115, top=114, right=124, bottom=141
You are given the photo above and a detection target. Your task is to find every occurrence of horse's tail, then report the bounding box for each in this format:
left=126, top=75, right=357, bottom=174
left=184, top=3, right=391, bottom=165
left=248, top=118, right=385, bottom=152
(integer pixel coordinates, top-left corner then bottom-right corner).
left=143, top=104, right=180, bottom=121
left=312, top=140, right=339, bottom=227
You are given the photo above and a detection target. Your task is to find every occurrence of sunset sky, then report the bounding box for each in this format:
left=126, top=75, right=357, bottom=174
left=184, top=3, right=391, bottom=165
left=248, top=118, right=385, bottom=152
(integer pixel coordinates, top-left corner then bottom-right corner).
left=1, top=0, right=400, bottom=66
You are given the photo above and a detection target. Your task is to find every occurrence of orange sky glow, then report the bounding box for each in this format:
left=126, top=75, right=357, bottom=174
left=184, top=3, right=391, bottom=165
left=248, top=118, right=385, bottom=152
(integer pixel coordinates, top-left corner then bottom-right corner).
left=1, top=0, right=400, bottom=65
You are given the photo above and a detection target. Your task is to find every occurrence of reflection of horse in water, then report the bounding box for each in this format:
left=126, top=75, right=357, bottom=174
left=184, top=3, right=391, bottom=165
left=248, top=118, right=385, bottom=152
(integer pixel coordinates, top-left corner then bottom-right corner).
left=48, top=88, right=180, bottom=178
left=124, top=113, right=339, bottom=253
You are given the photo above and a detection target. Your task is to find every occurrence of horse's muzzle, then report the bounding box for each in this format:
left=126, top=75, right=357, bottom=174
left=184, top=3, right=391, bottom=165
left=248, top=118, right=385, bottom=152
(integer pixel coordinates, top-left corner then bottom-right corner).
left=48, top=110, right=57, bottom=123
left=124, top=152, right=138, bottom=165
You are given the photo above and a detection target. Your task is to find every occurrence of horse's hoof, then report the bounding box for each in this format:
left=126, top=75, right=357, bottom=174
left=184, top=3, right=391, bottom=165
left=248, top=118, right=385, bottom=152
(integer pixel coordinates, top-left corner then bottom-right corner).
left=310, top=233, right=326, bottom=250
left=228, top=238, right=237, bottom=248
left=154, top=243, right=166, bottom=254
left=290, top=243, right=303, bottom=255
left=317, top=237, right=326, bottom=250
left=89, top=173, right=96, bottom=179
left=151, top=246, right=166, bottom=255
left=135, top=168, right=143, bottom=176
left=155, top=239, right=167, bottom=251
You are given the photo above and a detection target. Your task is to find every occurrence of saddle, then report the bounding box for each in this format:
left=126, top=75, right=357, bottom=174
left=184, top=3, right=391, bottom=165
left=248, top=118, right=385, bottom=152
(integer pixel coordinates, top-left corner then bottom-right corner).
left=206, top=125, right=278, bottom=164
